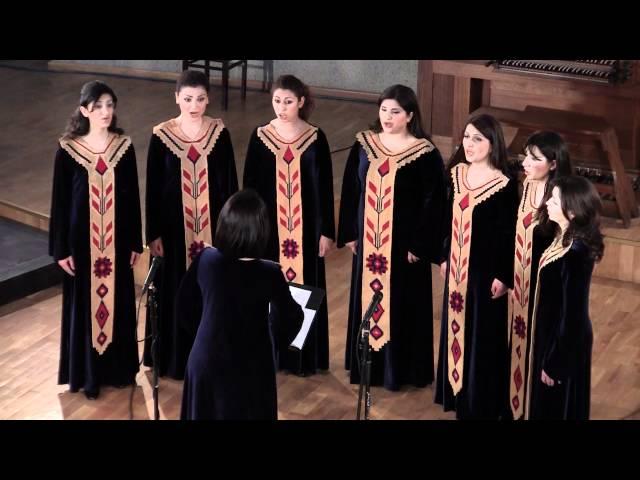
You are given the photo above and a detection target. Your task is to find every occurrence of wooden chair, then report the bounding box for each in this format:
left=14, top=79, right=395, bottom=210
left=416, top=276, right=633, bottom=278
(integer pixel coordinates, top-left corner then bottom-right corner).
left=182, top=60, right=248, bottom=110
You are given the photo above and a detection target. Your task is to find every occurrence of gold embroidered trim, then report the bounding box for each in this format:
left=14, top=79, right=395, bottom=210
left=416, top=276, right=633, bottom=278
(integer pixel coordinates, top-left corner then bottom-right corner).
left=59, top=134, right=132, bottom=355
left=447, top=163, right=509, bottom=394
left=357, top=130, right=434, bottom=351
left=257, top=124, right=318, bottom=284
left=153, top=117, right=224, bottom=267
left=523, top=234, right=573, bottom=419
left=509, top=179, right=544, bottom=418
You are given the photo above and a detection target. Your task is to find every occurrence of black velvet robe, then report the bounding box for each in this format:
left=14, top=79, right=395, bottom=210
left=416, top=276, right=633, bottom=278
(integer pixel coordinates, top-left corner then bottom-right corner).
left=243, top=126, right=335, bottom=375
left=49, top=143, right=143, bottom=395
left=435, top=171, right=518, bottom=419
left=337, top=140, right=446, bottom=390
left=527, top=240, right=594, bottom=420
left=178, top=248, right=303, bottom=420
left=143, top=128, right=238, bottom=380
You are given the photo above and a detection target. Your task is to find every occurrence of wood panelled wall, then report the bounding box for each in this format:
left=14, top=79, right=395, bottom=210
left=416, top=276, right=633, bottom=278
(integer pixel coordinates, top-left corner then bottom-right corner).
left=418, top=60, right=640, bottom=170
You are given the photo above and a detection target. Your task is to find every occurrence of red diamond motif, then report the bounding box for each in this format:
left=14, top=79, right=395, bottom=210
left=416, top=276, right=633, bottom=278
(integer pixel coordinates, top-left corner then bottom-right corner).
left=283, top=146, right=294, bottom=164
left=370, top=325, right=383, bottom=340
left=369, top=279, right=383, bottom=292
left=95, top=302, right=109, bottom=329
left=96, top=284, right=108, bottom=298
left=97, top=332, right=107, bottom=346
left=95, top=157, right=108, bottom=175
left=187, top=145, right=201, bottom=163
left=378, top=159, right=390, bottom=177
left=522, top=211, right=533, bottom=229
left=512, top=396, right=520, bottom=410
left=372, top=303, right=384, bottom=323
left=285, top=268, right=296, bottom=281
left=514, top=366, right=523, bottom=392
left=451, top=320, right=460, bottom=334
left=451, top=338, right=461, bottom=365
left=452, top=369, right=460, bottom=382
left=459, top=193, right=469, bottom=211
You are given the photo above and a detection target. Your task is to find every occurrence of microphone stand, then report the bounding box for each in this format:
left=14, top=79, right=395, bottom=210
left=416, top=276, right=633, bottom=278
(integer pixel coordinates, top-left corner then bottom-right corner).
left=356, top=292, right=381, bottom=420
left=147, top=282, right=160, bottom=421
left=356, top=313, right=373, bottom=420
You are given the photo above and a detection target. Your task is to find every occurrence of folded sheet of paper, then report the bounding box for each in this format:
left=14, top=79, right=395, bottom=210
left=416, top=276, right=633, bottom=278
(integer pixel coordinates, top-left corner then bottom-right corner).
left=289, top=285, right=316, bottom=351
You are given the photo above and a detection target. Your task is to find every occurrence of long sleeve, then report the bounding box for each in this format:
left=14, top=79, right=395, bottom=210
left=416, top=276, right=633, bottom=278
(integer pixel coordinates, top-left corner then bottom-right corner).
left=408, top=148, right=446, bottom=263
left=145, top=134, right=165, bottom=246
left=176, top=250, right=204, bottom=344
left=438, top=171, right=455, bottom=265
left=208, top=128, right=239, bottom=226
left=492, top=179, right=519, bottom=286
left=543, top=248, right=592, bottom=381
left=213, top=128, right=239, bottom=199
left=120, top=145, right=143, bottom=253
left=49, top=147, right=72, bottom=261
left=316, top=129, right=336, bottom=240
left=336, top=142, right=362, bottom=248
left=242, top=128, right=261, bottom=190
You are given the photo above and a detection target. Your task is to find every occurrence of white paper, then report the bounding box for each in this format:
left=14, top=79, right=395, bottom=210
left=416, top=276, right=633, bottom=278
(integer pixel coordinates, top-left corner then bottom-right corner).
left=268, top=285, right=317, bottom=350
left=288, top=285, right=315, bottom=350
left=289, top=307, right=316, bottom=350
left=289, top=285, right=312, bottom=309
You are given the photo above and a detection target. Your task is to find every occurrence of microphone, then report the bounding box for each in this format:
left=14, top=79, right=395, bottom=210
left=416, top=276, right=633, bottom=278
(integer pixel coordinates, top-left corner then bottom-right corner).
left=361, top=290, right=383, bottom=334
left=142, top=256, right=163, bottom=295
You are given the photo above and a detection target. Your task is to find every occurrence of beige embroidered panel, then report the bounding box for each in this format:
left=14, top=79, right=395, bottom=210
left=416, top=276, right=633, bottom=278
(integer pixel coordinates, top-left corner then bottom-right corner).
left=509, top=179, right=544, bottom=418
left=60, top=134, right=132, bottom=355
left=524, top=235, right=573, bottom=419
left=153, top=117, right=224, bottom=266
left=357, top=130, right=434, bottom=351
left=447, top=163, right=509, bottom=394
left=257, top=124, right=318, bottom=284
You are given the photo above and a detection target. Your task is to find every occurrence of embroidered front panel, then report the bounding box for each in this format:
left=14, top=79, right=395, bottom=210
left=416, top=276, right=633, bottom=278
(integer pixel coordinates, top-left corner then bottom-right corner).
left=257, top=124, right=318, bottom=284
left=523, top=235, right=573, bottom=419
left=153, top=117, right=224, bottom=267
left=357, top=130, right=434, bottom=351
left=509, top=179, right=544, bottom=418
left=60, top=135, right=131, bottom=355
left=447, top=163, right=510, bottom=394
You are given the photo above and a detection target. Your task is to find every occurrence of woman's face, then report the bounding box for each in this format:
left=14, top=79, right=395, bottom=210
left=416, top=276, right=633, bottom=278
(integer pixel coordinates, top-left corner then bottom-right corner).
left=523, top=145, right=556, bottom=181
left=546, top=186, right=570, bottom=226
left=81, top=93, right=114, bottom=131
left=379, top=99, right=412, bottom=135
left=462, top=123, right=491, bottom=164
left=272, top=88, right=303, bottom=122
left=175, top=85, right=209, bottom=120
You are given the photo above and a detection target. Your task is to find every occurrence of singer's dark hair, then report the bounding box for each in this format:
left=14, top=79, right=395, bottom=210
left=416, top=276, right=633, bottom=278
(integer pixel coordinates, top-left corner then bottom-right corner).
left=215, top=189, right=270, bottom=259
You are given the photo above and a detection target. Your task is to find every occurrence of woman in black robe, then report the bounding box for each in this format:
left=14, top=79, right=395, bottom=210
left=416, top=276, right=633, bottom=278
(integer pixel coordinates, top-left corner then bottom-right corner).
left=179, top=189, right=303, bottom=420
left=49, top=81, right=143, bottom=400
left=143, top=70, right=238, bottom=380
left=337, top=84, right=445, bottom=391
left=434, top=114, right=518, bottom=419
left=526, top=175, right=603, bottom=420
left=243, top=75, right=334, bottom=376
left=507, top=131, right=573, bottom=420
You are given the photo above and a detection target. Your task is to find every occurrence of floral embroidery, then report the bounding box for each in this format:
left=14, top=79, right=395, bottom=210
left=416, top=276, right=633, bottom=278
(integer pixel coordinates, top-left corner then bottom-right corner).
left=93, top=257, right=113, bottom=278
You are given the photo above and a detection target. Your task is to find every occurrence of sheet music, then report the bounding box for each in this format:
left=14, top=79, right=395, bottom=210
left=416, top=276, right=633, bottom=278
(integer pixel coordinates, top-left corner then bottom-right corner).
left=289, top=285, right=311, bottom=309
left=268, top=285, right=317, bottom=350
left=288, top=285, right=315, bottom=350
left=289, top=307, right=316, bottom=350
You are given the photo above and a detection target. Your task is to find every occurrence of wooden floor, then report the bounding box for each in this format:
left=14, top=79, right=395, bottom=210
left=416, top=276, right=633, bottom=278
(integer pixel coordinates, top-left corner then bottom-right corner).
left=0, top=62, right=373, bottom=227
left=1, top=248, right=640, bottom=420
left=1, top=63, right=640, bottom=420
